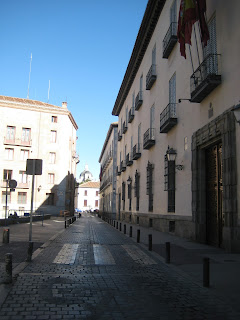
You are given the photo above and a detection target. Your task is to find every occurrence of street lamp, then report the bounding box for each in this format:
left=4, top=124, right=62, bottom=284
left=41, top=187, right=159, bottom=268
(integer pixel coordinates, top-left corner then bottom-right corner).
left=127, top=176, right=132, bottom=185
left=166, top=147, right=184, bottom=171
left=232, top=104, right=240, bottom=124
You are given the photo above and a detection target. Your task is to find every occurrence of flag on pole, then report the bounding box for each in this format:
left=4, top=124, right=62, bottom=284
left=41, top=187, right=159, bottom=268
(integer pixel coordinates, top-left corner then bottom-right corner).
left=177, top=0, right=197, bottom=58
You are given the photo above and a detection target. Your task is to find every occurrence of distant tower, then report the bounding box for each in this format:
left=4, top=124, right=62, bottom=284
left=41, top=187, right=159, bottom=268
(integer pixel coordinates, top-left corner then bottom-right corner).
left=79, top=163, right=93, bottom=182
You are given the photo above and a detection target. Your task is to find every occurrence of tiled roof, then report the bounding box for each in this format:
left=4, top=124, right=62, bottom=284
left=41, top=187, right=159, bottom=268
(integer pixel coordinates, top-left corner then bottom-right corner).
left=79, top=181, right=100, bottom=189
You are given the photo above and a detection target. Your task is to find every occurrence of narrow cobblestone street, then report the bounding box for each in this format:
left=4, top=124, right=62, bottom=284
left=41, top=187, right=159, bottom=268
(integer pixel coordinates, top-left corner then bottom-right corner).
left=0, top=213, right=240, bottom=319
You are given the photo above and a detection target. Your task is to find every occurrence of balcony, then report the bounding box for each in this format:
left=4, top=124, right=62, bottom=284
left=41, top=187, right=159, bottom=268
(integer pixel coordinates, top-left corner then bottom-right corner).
left=190, top=54, right=221, bottom=103
left=4, top=137, right=32, bottom=147
left=126, top=153, right=133, bottom=166
left=146, top=65, right=157, bottom=90
left=132, top=144, right=141, bottom=160
left=128, top=108, right=134, bottom=123
left=162, top=22, right=178, bottom=59
left=122, top=121, right=128, bottom=134
left=135, top=91, right=143, bottom=110
left=120, top=160, right=126, bottom=172
left=118, top=130, right=122, bottom=141
left=18, top=182, right=29, bottom=189
left=143, top=128, right=155, bottom=149
left=116, top=166, right=121, bottom=176
left=160, top=103, right=177, bottom=133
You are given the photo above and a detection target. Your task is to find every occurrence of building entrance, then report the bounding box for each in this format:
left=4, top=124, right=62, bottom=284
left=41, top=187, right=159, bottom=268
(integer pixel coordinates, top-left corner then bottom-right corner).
left=205, top=142, right=223, bottom=247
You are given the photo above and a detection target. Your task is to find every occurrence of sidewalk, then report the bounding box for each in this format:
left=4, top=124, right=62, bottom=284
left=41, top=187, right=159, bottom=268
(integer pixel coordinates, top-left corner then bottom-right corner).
left=111, top=219, right=240, bottom=310
left=0, top=213, right=239, bottom=319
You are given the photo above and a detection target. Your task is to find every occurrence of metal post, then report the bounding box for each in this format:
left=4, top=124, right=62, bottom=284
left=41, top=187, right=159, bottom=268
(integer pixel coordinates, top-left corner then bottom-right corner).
left=27, top=241, right=34, bottom=262
left=129, top=226, right=132, bottom=237
left=148, top=234, right=152, bottom=251
left=5, top=180, right=9, bottom=226
left=114, top=221, right=115, bottom=228
left=29, top=161, right=35, bottom=242
left=124, top=224, right=126, bottom=234
left=116, top=221, right=118, bottom=229
left=203, top=257, right=210, bottom=287
left=165, top=242, right=170, bottom=264
left=5, top=253, right=12, bottom=283
left=3, top=229, right=10, bottom=244
left=120, top=223, right=122, bottom=231
left=137, top=229, right=140, bottom=243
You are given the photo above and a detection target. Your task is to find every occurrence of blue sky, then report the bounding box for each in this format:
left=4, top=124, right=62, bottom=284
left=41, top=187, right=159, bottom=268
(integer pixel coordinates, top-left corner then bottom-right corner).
left=0, top=0, right=148, bottom=180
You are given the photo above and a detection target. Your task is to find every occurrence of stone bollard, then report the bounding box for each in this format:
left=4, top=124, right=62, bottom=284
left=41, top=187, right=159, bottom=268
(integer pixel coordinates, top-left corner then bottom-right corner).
left=148, top=234, right=152, bottom=251
left=124, top=224, right=126, bottom=234
left=203, top=257, right=210, bottom=287
left=165, top=242, right=170, bottom=264
left=27, top=241, right=34, bottom=262
left=137, top=229, right=140, bottom=243
left=129, top=226, right=132, bottom=237
left=5, top=253, right=12, bottom=284
left=3, top=229, right=10, bottom=244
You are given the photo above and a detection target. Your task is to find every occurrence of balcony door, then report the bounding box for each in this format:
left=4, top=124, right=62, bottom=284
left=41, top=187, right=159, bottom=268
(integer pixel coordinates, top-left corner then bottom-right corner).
left=203, top=16, right=217, bottom=74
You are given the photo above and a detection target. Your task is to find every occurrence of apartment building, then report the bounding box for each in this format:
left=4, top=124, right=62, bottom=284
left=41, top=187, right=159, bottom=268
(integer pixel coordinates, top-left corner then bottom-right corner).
left=99, top=122, right=118, bottom=220
left=111, top=0, right=240, bottom=251
left=0, top=96, right=78, bottom=218
left=76, top=181, right=100, bottom=212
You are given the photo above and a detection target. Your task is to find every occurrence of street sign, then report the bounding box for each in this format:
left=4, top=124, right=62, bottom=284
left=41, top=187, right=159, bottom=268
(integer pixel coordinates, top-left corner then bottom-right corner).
left=26, top=159, right=43, bottom=175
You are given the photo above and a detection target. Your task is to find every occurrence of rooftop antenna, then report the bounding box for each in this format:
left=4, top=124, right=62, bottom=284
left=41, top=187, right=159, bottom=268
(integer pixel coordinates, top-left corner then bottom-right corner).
left=27, top=53, right=32, bottom=99
left=47, top=80, right=50, bottom=103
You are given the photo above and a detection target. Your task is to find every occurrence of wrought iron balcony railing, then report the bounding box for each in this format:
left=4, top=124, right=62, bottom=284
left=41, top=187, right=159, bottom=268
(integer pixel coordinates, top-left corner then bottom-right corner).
left=132, top=144, right=141, bottom=160
left=190, top=54, right=221, bottom=103
left=122, top=121, right=128, bottom=134
left=143, top=128, right=155, bottom=149
left=146, top=65, right=157, bottom=90
left=120, top=160, right=126, bottom=172
left=160, top=103, right=177, bottom=133
left=126, top=153, right=133, bottom=166
left=118, top=130, right=122, bottom=141
left=4, top=137, right=32, bottom=147
left=162, top=22, right=178, bottom=59
left=135, top=91, right=143, bottom=110
left=128, top=108, right=134, bottom=123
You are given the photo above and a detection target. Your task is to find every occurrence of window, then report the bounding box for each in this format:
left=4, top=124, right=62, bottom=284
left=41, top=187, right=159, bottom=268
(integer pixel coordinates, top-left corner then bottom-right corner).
left=135, top=170, right=140, bottom=211
left=96, top=191, right=98, bottom=196
left=48, top=173, right=55, bottom=184
left=164, top=155, right=175, bottom=212
left=138, top=123, right=141, bottom=146
left=170, top=0, right=177, bottom=24
left=150, top=105, right=155, bottom=129
left=152, top=45, right=156, bottom=65
left=128, top=178, right=132, bottom=211
left=122, top=182, right=125, bottom=211
left=5, top=148, right=14, bottom=160
left=19, top=171, right=27, bottom=183
left=146, top=162, right=154, bottom=212
left=6, top=126, right=15, bottom=142
left=50, top=130, right=57, bottom=143
left=95, top=200, right=98, bottom=207
left=18, top=192, right=27, bottom=204
left=184, top=137, right=188, bottom=151
left=20, top=149, right=29, bottom=161
left=22, top=128, right=31, bottom=142
left=169, top=73, right=176, bottom=104
left=3, top=170, right=12, bottom=181
left=46, top=193, right=54, bottom=205
left=51, top=116, right=58, bottom=123
left=84, top=190, right=87, bottom=196
left=49, top=152, right=56, bottom=164
left=2, top=191, right=10, bottom=203
left=84, top=200, right=87, bottom=207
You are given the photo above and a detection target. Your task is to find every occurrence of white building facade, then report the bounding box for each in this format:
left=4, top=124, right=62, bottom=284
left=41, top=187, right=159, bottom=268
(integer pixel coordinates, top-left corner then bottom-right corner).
left=76, top=181, right=100, bottom=212
left=0, top=96, right=78, bottom=218
left=111, top=0, right=240, bottom=252
left=99, top=122, right=118, bottom=220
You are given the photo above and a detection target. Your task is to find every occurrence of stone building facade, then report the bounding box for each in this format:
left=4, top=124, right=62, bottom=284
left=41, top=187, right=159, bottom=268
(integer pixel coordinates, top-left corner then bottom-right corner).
left=111, top=0, right=240, bottom=251
left=0, top=96, right=78, bottom=218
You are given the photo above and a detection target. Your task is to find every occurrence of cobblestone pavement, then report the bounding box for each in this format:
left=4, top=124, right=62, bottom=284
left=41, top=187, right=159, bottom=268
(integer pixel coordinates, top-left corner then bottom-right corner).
left=0, top=213, right=240, bottom=319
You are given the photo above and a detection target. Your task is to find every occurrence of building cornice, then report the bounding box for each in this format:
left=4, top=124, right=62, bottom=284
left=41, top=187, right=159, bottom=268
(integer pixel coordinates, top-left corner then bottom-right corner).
left=112, top=0, right=166, bottom=116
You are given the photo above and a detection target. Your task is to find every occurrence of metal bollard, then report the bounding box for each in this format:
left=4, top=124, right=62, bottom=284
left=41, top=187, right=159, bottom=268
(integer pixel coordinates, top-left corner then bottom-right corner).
left=65, top=220, right=67, bottom=228
left=120, top=223, right=122, bottom=232
left=165, top=242, right=170, bottom=264
left=3, top=229, right=10, bottom=244
left=114, top=221, right=115, bottom=228
left=27, top=241, right=34, bottom=262
left=5, top=253, right=12, bottom=283
left=129, top=226, right=132, bottom=237
left=203, top=257, right=210, bottom=287
left=116, top=222, right=118, bottom=229
left=124, top=224, right=126, bottom=234
left=137, top=229, right=140, bottom=243
left=148, top=234, right=152, bottom=251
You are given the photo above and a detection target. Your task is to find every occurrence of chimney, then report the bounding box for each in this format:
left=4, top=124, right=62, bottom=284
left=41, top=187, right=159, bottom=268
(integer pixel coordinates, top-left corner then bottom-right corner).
left=62, top=101, right=67, bottom=109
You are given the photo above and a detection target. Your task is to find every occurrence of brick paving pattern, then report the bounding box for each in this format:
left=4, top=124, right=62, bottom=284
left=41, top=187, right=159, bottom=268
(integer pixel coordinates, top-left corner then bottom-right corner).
left=0, top=213, right=239, bottom=319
